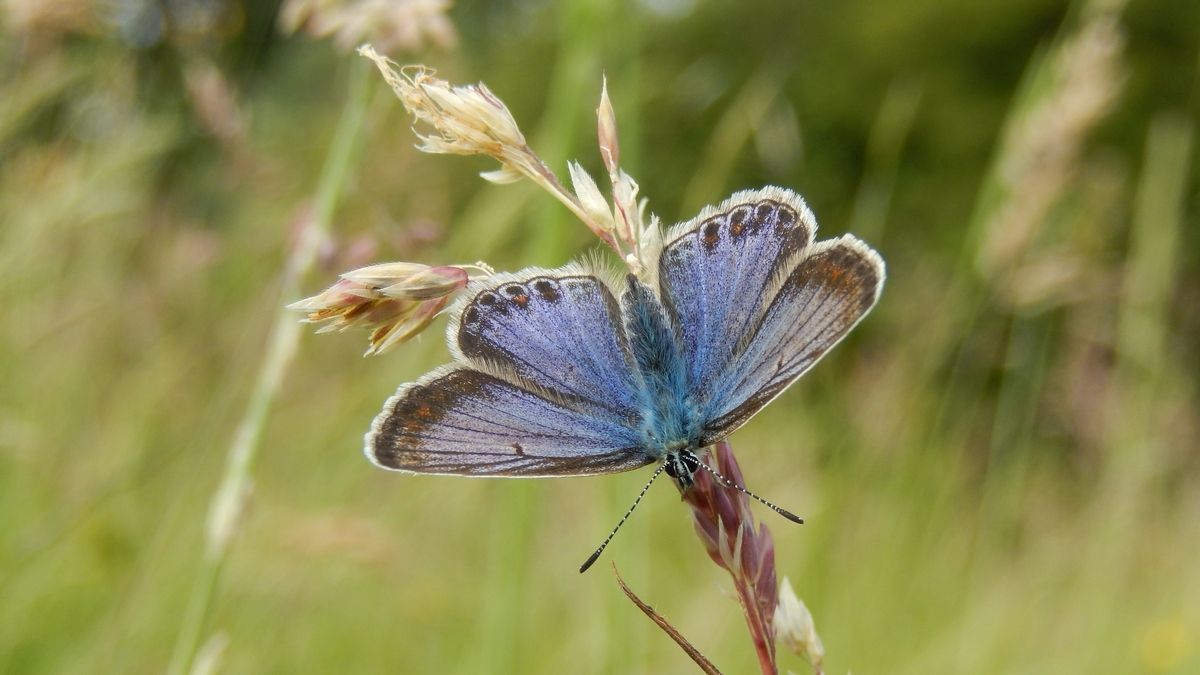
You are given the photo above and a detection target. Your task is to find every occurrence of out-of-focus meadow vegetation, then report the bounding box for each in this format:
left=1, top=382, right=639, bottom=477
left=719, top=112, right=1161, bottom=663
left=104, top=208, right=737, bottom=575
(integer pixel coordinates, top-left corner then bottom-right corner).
left=2, top=0, right=1198, bottom=672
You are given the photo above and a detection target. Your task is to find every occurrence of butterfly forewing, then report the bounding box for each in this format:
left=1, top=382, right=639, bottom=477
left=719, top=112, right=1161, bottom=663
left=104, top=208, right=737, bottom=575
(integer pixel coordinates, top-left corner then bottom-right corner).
left=452, top=269, right=642, bottom=420
left=654, top=187, right=884, bottom=444
left=367, top=367, right=651, bottom=476
left=658, top=189, right=815, bottom=401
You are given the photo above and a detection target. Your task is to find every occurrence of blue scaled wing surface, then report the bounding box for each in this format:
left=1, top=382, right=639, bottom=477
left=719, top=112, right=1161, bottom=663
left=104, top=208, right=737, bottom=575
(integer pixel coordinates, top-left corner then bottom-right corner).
left=655, top=187, right=885, bottom=445
left=366, top=266, right=653, bottom=477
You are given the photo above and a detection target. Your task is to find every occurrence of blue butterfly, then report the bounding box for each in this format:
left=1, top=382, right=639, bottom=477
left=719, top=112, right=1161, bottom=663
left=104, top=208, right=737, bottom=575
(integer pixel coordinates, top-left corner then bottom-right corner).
left=365, top=187, right=884, bottom=566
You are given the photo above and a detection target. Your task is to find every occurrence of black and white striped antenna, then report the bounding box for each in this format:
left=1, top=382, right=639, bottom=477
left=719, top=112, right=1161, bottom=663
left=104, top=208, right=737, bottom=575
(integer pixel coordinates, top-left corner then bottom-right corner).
left=578, top=455, right=803, bottom=573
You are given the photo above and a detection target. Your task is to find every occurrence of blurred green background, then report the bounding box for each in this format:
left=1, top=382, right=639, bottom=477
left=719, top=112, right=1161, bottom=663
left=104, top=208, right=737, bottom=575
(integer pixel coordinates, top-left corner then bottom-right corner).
left=2, top=0, right=1198, bottom=673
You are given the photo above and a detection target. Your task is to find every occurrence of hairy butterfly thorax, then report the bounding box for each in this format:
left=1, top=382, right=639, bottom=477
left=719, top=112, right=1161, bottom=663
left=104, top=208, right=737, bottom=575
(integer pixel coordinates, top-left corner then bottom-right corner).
left=621, top=275, right=702, bottom=461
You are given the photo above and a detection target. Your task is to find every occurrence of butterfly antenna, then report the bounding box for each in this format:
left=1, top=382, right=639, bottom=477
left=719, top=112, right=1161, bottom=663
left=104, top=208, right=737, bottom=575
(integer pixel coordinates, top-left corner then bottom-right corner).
left=579, top=464, right=666, bottom=573
left=695, top=462, right=805, bottom=525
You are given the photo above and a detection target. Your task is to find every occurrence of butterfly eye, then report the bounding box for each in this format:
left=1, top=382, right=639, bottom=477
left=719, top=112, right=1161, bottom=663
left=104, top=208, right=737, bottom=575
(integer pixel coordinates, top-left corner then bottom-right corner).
left=663, top=457, right=681, bottom=478
left=679, top=450, right=701, bottom=474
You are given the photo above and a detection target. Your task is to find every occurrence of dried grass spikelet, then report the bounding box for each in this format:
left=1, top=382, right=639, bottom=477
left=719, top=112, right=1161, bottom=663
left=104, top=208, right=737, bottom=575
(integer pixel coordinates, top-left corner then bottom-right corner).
left=183, top=61, right=248, bottom=148
left=359, top=47, right=626, bottom=249
left=774, top=577, right=825, bottom=674
left=360, top=49, right=659, bottom=275
left=361, top=52, right=527, bottom=159
left=295, top=62, right=663, bottom=353
left=288, top=261, right=486, bottom=354
left=976, top=2, right=1125, bottom=281
left=279, top=0, right=458, bottom=54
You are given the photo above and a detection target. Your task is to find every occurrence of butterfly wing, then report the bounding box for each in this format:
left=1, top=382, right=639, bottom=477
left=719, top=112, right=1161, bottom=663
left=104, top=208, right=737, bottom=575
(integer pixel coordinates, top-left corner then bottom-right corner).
left=366, top=265, right=651, bottom=477
left=656, top=187, right=884, bottom=444
left=367, top=367, right=651, bottom=476
left=657, top=188, right=816, bottom=396
left=701, top=236, right=884, bottom=441
left=450, top=266, right=643, bottom=421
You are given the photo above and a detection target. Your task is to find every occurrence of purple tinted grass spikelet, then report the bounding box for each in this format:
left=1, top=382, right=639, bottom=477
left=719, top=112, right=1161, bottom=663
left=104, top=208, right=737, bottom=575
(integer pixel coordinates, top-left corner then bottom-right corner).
left=287, top=261, right=481, bottom=354
left=681, top=440, right=780, bottom=675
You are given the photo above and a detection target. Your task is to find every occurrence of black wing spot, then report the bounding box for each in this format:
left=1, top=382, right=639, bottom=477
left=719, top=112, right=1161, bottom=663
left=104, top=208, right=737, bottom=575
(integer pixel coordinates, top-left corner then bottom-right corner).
left=776, top=204, right=797, bottom=230
left=533, top=279, right=560, bottom=303
left=701, top=219, right=722, bottom=252
left=727, top=205, right=752, bottom=238
left=478, top=292, right=498, bottom=307
left=754, top=201, right=776, bottom=227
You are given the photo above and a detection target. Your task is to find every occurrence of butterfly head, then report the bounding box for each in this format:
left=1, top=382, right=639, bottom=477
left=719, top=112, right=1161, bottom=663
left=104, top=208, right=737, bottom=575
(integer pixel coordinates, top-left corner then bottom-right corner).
left=663, top=447, right=702, bottom=491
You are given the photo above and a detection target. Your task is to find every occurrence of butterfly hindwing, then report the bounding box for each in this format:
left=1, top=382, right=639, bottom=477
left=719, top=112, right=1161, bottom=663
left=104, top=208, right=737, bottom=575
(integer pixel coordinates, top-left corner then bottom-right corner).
left=367, top=367, right=651, bottom=476
left=702, top=235, right=885, bottom=442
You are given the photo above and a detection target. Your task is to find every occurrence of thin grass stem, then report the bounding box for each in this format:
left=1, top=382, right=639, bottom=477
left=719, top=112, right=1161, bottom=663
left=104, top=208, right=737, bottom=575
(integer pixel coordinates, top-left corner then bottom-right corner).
left=166, top=58, right=372, bottom=675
